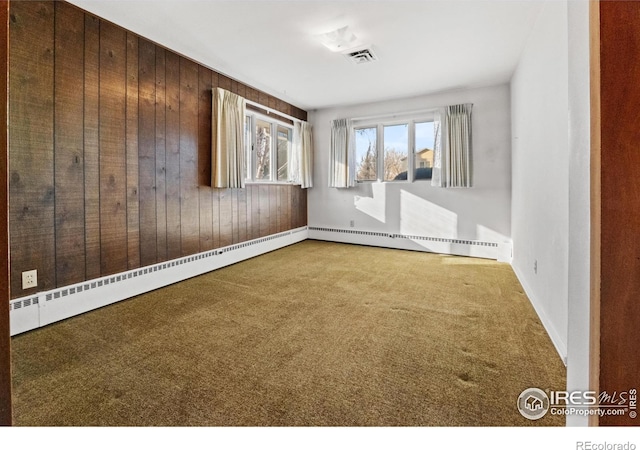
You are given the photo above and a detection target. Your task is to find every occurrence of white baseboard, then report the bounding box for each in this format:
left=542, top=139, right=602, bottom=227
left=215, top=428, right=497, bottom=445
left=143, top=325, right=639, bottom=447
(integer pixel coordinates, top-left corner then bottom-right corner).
left=9, top=227, right=308, bottom=336
left=512, top=264, right=568, bottom=366
left=308, top=226, right=512, bottom=262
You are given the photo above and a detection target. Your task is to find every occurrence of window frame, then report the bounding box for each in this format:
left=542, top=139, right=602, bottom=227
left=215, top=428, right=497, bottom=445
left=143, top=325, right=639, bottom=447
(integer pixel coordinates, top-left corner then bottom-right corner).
left=244, top=110, right=294, bottom=184
left=351, top=111, right=435, bottom=184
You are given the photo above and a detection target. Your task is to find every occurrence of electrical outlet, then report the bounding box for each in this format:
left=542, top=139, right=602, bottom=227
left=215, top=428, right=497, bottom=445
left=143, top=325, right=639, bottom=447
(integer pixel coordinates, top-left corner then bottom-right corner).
left=350, top=220, right=355, bottom=228
left=22, top=269, right=37, bottom=289
left=534, top=260, right=538, bottom=275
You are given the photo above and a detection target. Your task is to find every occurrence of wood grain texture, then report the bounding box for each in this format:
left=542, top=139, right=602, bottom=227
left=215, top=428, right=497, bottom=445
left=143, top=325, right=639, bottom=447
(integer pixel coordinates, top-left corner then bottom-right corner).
left=9, top=0, right=55, bottom=295
left=198, top=66, right=213, bottom=252
left=54, top=2, right=86, bottom=286
left=219, top=189, right=233, bottom=247
left=137, top=38, right=157, bottom=266
left=596, top=0, right=640, bottom=427
left=155, top=47, right=167, bottom=262
left=268, top=185, right=278, bottom=235
left=237, top=188, right=247, bottom=243
left=0, top=0, right=12, bottom=427
left=231, top=188, right=239, bottom=244
left=165, top=51, right=181, bottom=260
left=259, top=185, right=270, bottom=237
left=126, top=32, right=140, bottom=270
left=588, top=0, right=601, bottom=427
left=211, top=188, right=220, bottom=249
left=251, top=185, right=260, bottom=240
left=99, top=21, right=128, bottom=275
left=83, top=13, right=101, bottom=281
left=8, top=1, right=308, bottom=300
left=179, top=57, right=200, bottom=256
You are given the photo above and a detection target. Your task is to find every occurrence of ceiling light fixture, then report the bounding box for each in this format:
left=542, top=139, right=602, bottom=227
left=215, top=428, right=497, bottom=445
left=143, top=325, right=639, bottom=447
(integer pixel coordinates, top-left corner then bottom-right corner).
left=315, top=26, right=359, bottom=53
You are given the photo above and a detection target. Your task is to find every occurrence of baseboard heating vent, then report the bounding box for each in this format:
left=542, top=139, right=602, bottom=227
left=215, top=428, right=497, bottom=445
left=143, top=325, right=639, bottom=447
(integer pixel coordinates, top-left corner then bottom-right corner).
left=308, top=226, right=511, bottom=262
left=219, top=231, right=293, bottom=254
left=308, top=227, right=392, bottom=239
left=10, top=226, right=308, bottom=336
left=10, top=296, right=39, bottom=311
left=393, top=233, right=498, bottom=248
left=308, top=227, right=497, bottom=247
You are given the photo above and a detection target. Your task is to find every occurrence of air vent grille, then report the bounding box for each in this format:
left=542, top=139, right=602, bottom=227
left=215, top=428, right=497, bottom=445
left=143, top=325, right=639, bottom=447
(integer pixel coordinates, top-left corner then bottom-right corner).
left=345, top=48, right=378, bottom=64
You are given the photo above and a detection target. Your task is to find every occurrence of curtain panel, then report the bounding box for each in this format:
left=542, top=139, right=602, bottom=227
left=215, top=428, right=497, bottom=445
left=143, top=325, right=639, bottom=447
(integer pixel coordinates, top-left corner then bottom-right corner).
left=292, top=121, right=313, bottom=188
left=432, top=103, right=473, bottom=188
left=328, top=118, right=352, bottom=188
left=212, top=87, right=246, bottom=188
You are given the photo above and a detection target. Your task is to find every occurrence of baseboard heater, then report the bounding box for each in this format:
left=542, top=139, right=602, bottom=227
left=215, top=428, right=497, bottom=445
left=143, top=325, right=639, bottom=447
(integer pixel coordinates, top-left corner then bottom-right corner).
left=307, top=226, right=512, bottom=262
left=9, top=227, right=308, bottom=336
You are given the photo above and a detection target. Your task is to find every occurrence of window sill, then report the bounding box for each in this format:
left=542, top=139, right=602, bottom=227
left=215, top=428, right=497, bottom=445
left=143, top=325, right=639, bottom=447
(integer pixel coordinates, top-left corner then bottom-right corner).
left=244, top=181, right=301, bottom=187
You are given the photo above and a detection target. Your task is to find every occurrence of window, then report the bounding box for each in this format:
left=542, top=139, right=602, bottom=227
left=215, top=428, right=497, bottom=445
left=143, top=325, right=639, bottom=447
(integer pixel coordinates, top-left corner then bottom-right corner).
left=276, top=126, right=291, bottom=182
left=355, top=127, right=377, bottom=182
left=352, top=114, right=435, bottom=183
left=383, top=124, right=408, bottom=181
left=245, top=112, right=293, bottom=183
left=414, top=121, right=435, bottom=181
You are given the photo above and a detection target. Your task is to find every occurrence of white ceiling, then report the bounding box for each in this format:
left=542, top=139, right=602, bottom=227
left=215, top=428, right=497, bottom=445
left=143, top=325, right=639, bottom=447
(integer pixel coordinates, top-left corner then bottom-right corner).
left=67, top=0, right=544, bottom=111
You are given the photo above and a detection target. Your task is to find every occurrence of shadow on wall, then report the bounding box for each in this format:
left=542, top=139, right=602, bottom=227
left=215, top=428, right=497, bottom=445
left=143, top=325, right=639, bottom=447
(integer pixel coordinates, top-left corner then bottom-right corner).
left=354, top=182, right=386, bottom=224
left=351, top=183, right=509, bottom=251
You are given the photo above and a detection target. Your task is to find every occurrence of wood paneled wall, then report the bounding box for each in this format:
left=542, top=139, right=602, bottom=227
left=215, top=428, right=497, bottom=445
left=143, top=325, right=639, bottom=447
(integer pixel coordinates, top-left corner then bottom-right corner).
left=592, top=0, right=640, bottom=427
left=1, top=0, right=13, bottom=426
left=8, top=1, right=307, bottom=300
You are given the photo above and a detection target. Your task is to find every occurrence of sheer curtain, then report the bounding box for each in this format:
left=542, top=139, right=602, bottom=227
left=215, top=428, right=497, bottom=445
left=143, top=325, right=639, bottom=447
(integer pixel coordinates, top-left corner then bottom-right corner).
left=292, top=121, right=313, bottom=188
left=328, top=118, right=352, bottom=188
left=431, top=103, right=472, bottom=188
left=212, top=87, right=246, bottom=188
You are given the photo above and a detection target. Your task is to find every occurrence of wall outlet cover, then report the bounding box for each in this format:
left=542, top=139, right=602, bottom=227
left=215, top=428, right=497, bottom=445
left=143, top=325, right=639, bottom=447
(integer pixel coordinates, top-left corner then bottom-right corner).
left=22, top=270, right=38, bottom=289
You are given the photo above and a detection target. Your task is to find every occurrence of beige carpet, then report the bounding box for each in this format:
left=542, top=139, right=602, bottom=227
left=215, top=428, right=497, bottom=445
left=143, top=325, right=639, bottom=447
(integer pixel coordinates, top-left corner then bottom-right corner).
left=11, top=240, right=566, bottom=426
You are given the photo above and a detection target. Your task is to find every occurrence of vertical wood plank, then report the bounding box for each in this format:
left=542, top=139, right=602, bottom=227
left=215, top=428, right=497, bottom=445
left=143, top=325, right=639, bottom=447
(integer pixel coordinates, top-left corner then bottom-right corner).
left=165, top=51, right=181, bottom=259
left=137, top=39, right=157, bottom=266
left=54, top=2, right=86, bottom=287
left=300, top=186, right=308, bottom=227
left=246, top=87, right=259, bottom=103
left=275, top=185, right=282, bottom=232
left=155, top=47, right=167, bottom=262
left=0, top=0, right=12, bottom=426
left=219, top=188, right=233, bottom=247
left=269, top=185, right=278, bottom=235
left=245, top=184, right=253, bottom=240
left=251, top=184, right=260, bottom=239
left=597, top=0, right=640, bottom=426
left=179, top=57, right=200, bottom=256
left=281, top=185, right=291, bottom=231
left=218, top=74, right=231, bottom=91
left=198, top=66, right=213, bottom=252
left=210, top=72, right=220, bottom=249
left=83, top=13, right=101, bottom=281
left=231, top=188, right=239, bottom=244
left=291, top=184, right=300, bottom=229
left=259, top=185, right=270, bottom=237
left=9, top=1, right=55, bottom=296
left=211, top=188, right=220, bottom=249
left=237, top=188, right=247, bottom=242
left=125, top=32, right=140, bottom=269
left=99, top=21, right=128, bottom=275
left=258, top=91, right=268, bottom=109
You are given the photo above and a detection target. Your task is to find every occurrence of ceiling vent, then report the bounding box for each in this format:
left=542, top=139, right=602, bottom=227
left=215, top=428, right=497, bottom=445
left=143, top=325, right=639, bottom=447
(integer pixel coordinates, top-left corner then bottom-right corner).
left=344, top=47, right=378, bottom=65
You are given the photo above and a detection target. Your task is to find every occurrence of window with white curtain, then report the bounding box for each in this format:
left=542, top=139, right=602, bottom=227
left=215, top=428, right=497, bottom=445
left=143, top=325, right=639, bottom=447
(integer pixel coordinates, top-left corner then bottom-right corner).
left=245, top=111, right=292, bottom=183
left=351, top=113, right=436, bottom=183
left=332, top=104, right=471, bottom=187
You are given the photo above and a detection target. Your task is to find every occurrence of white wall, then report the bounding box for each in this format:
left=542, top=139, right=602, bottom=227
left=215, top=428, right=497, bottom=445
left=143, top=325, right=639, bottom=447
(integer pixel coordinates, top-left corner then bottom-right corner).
left=308, top=84, right=512, bottom=254
left=510, top=1, right=569, bottom=362
left=566, top=0, right=591, bottom=427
